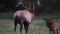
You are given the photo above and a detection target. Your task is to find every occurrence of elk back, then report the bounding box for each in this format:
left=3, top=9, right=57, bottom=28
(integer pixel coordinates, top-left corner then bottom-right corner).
left=13, top=10, right=34, bottom=23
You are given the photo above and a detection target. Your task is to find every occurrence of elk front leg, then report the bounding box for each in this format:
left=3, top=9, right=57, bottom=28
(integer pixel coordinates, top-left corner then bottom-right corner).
left=24, top=23, right=29, bottom=34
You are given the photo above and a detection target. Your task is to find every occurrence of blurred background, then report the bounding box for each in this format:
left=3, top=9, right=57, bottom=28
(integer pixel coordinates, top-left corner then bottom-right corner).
left=0, top=0, right=60, bottom=34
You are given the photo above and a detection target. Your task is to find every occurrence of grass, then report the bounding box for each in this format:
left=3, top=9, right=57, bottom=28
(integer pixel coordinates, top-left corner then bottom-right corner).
left=0, top=18, right=60, bottom=34
left=0, top=12, right=60, bottom=34
left=0, top=19, right=47, bottom=34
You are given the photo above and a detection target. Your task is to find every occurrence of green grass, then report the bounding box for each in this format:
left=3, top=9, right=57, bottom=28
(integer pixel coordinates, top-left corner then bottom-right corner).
left=0, top=12, right=60, bottom=34
left=0, top=18, right=60, bottom=34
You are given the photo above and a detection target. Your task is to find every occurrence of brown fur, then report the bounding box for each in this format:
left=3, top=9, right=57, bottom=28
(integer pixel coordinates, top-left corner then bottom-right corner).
left=43, top=19, right=58, bottom=34
left=13, top=9, right=34, bottom=34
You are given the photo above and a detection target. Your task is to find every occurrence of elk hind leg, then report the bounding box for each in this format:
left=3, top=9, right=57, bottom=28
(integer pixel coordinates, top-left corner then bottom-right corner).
left=20, top=23, right=23, bottom=33
left=56, top=29, right=58, bottom=34
left=24, top=22, right=29, bottom=34
left=14, top=22, right=17, bottom=32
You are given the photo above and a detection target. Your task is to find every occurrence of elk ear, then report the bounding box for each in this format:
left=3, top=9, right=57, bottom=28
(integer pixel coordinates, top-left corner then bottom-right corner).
left=15, top=2, right=23, bottom=7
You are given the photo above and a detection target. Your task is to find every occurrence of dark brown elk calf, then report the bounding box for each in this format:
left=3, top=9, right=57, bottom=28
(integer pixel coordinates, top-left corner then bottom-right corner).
left=43, top=18, right=58, bottom=34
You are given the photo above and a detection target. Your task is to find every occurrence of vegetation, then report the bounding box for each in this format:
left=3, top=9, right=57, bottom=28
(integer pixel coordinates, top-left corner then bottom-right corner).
left=0, top=0, right=60, bottom=15
left=0, top=18, right=60, bottom=34
left=0, top=12, right=60, bottom=34
left=0, top=0, right=60, bottom=34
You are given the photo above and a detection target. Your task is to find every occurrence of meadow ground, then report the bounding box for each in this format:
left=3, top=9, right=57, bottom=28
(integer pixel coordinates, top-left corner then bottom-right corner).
left=0, top=18, right=60, bottom=34
left=0, top=12, right=60, bottom=34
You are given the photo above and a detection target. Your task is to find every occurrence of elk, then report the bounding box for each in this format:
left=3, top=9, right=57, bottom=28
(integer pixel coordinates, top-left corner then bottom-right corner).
left=43, top=18, right=58, bottom=34
left=13, top=2, right=35, bottom=34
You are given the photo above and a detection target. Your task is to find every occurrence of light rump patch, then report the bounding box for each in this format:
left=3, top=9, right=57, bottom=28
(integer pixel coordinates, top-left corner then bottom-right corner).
left=14, top=10, right=34, bottom=23
left=23, top=10, right=34, bottom=23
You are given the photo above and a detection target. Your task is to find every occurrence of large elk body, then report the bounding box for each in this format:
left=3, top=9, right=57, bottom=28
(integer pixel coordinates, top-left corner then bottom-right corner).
left=43, top=18, right=58, bottom=34
left=13, top=3, right=34, bottom=34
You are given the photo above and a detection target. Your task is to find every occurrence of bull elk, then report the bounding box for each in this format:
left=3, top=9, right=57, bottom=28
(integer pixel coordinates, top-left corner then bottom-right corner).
left=43, top=18, right=58, bottom=34
left=13, top=2, right=35, bottom=34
